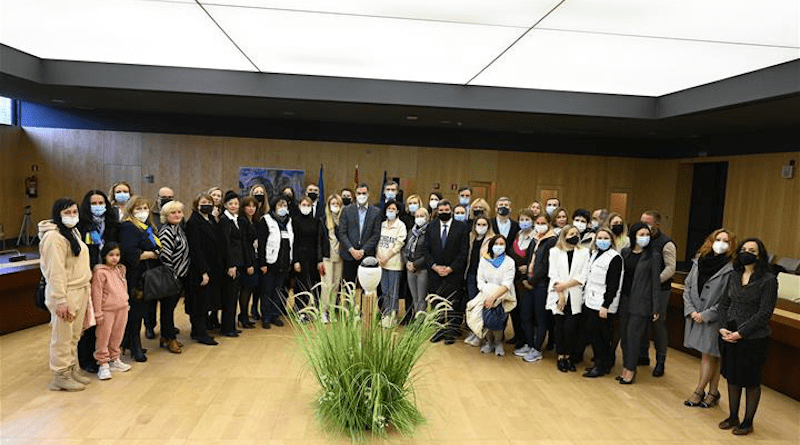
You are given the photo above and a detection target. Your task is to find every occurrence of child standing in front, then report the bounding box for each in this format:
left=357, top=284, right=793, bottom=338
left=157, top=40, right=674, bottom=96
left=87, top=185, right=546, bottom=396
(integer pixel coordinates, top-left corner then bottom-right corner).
left=91, top=242, right=132, bottom=380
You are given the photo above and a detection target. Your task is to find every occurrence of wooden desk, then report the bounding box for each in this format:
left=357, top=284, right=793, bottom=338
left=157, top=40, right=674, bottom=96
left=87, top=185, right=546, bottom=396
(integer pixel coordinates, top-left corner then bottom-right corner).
left=668, top=283, right=800, bottom=401
left=0, top=260, right=49, bottom=335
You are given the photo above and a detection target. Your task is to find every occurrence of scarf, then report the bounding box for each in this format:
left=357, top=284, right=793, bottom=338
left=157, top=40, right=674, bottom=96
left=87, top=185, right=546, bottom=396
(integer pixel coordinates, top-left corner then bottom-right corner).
left=132, top=218, right=162, bottom=249
left=486, top=253, right=506, bottom=268
left=697, top=253, right=729, bottom=292
left=85, top=215, right=106, bottom=246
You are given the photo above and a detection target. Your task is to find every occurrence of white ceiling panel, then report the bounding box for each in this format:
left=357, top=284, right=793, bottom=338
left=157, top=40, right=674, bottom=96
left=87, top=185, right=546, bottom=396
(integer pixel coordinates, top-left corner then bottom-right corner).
left=0, top=0, right=256, bottom=71
left=539, top=0, right=800, bottom=48
left=205, top=5, right=525, bottom=84
left=472, top=29, right=800, bottom=96
left=200, top=0, right=562, bottom=28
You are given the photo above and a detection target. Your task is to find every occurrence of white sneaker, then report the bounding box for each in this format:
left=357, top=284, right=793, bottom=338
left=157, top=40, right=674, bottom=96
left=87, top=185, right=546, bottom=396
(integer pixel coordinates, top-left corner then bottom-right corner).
left=321, top=312, right=330, bottom=324
left=109, top=358, right=132, bottom=372
left=480, top=343, right=493, bottom=354
left=97, top=364, right=112, bottom=380
left=523, top=349, right=543, bottom=363
left=381, top=315, right=396, bottom=329
left=514, top=345, right=532, bottom=357
left=463, top=333, right=481, bottom=347
left=494, top=344, right=505, bottom=357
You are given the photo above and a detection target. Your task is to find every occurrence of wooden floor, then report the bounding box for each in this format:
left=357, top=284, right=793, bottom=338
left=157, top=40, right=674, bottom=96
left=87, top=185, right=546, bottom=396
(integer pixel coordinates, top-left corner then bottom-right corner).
left=1, top=306, right=799, bottom=445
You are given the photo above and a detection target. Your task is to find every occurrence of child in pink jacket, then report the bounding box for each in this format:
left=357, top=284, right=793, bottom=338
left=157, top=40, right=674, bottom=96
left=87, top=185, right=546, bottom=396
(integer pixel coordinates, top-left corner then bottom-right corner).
left=91, top=242, right=132, bottom=380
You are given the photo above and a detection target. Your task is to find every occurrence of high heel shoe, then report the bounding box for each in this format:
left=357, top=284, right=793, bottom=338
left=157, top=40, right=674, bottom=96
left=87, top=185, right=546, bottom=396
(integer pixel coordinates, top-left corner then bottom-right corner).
left=700, top=391, right=721, bottom=408
left=238, top=316, right=255, bottom=329
left=684, top=390, right=705, bottom=407
left=619, top=371, right=636, bottom=384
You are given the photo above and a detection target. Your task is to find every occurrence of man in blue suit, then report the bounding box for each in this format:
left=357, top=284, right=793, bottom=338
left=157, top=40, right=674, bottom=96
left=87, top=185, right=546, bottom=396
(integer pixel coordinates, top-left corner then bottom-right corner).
left=337, top=183, right=383, bottom=285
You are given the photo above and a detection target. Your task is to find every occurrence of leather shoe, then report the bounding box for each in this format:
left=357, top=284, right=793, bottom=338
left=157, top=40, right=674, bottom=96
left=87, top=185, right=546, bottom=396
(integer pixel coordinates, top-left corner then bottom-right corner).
left=271, top=317, right=285, bottom=327
left=444, top=337, right=455, bottom=345
left=145, top=327, right=156, bottom=340
left=262, top=321, right=271, bottom=329
left=582, top=367, right=605, bottom=378
left=430, top=331, right=447, bottom=343
left=221, top=331, right=239, bottom=337
left=557, top=358, right=568, bottom=372
left=732, top=425, right=753, bottom=436
left=718, top=418, right=740, bottom=430
left=196, top=336, right=218, bottom=345
left=652, top=362, right=665, bottom=377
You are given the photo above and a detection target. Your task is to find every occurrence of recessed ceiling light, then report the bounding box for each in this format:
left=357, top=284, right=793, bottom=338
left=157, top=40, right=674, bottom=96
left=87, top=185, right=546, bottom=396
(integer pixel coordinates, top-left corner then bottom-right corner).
left=439, top=120, right=451, bottom=124
left=51, top=99, right=66, bottom=103
left=282, top=111, right=295, bottom=116
left=406, top=115, right=419, bottom=121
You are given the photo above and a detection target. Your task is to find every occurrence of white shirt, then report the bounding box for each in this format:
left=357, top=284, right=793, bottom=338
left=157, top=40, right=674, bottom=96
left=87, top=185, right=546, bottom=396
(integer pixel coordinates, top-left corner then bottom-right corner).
left=496, top=217, right=511, bottom=238
left=224, top=210, right=239, bottom=229
left=440, top=220, right=451, bottom=238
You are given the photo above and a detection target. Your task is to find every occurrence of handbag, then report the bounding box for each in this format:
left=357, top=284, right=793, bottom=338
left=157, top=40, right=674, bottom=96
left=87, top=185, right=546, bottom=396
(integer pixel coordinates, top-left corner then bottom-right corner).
left=34, top=276, right=47, bottom=311
left=482, top=303, right=506, bottom=331
left=142, top=264, right=182, bottom=302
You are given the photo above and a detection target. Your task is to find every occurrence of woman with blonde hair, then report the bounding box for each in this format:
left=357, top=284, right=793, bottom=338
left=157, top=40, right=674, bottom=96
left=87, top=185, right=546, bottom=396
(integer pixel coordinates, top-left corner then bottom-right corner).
left=207, top=187, right=223, bottom=221
left=469, top=198, right=490, bottom=223
left=320, top=193, right=344, bottom=322
left=108, top=181, right=132, bottom=222
left=605, top=212, right=630, bottom=250
left=682, top=228, right=736, bottom=407
left=157, top=200, right=189, bottom=353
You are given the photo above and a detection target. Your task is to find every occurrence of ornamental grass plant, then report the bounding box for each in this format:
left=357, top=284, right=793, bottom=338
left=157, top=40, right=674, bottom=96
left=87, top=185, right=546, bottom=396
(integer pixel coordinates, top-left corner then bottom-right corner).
left=287, top=282, right=452, bottom=442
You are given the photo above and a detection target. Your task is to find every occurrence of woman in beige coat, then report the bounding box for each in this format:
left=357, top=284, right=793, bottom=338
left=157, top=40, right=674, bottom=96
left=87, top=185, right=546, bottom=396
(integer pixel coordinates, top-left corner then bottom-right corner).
left=39, top=198, right=93, bottom=391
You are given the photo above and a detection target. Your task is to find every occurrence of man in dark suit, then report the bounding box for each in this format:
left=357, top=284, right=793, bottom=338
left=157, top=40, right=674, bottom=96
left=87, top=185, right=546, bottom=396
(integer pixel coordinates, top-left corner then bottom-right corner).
left=424, top=199, right=469, bottom=344
left=491, top=196, right=520, bottom=252
left=337, top=183, right=383, bottom=285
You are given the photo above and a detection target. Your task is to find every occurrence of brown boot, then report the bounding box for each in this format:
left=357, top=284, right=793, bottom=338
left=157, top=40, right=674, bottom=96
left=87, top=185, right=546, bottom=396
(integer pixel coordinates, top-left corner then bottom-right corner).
left=48, top=369, right=86, bottom=392
left=160, top=337, right=182, bottom=354
left=70, top=366, right=91, bottom=385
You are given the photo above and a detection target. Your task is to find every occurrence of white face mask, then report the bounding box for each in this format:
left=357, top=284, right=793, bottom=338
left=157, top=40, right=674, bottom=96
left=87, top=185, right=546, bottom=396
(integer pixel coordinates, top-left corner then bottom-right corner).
left=61, top=215, right=79, bottom=228
left=712, top=240, right=729, bottom=255
left=300, top=206, right=312, bottom=215
left=459, top=196, right=470, bottom=205
left=429, top=200, right=439, bottom=209
left=475, top=225, right=488, bottom=236
left=415, top=217, right=427, bottom=227
left=535, top=223, right=549, bottom=234
left=134, top=211, right=149, bottom=223
left=546, top=205, right=558, bottom=215
left=573, top=220, right=587, bottom=233
left=329, top=204, right=340, bottom=214
left=408, top=203, right=419, bottom=213
left=276, top=207, right=288, bottom=217
left=356, top=194, right=368, bottom=205
left=386, top=210, right=397, bottom=220
left=636, top=236, right=651, bottom=248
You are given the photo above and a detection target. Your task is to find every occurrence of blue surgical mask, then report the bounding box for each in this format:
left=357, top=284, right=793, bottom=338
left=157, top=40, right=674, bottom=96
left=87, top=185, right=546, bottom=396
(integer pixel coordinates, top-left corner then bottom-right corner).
left=407, top=203, right=419, bottom=213
left=115, top=192, right=130, bottom=203
left=636, top=236, right=650, bottom=248
left=91, top=205, right=106, bottom=217
left=492, top=245, right=506, bottom=257
left=459, top=197, right=470, bottom=206
left=277, top=207, right=288, bottom=217
left=519, top=221, right=532, bottom=230
left=386, top=210, right=397, bottom=220
left=595, top=239, right=611, bottom=251
left=454, top=214, right=466, bottom=222
left=384, top=191, right=396, bottom=200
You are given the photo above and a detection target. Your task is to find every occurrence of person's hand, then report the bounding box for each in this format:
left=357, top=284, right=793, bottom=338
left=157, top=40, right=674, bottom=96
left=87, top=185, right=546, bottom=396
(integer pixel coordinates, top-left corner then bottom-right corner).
left=318, top=262, right=325, bottom=276
left=719, top=328, right=731, bottom=338
left=723, top=331, right=742, bottom=343
left=652, top=313, right=660, bottom=322
left=599, top=307, right=608, bottom=319
left=201, top=273, right=210, bottom=286
left=55, top=303, right=73, bottom=321
left=378, top=257, right=387, bottom=266
left=442, top=266, right=452, bottom=276
left=557, top=293, right=566, bottom=312
left=246, top=267, right=254, bottom=276
left=227, top=267, right=237, bottom=278
left=260, top=266, right=268, bottom=275
left=350, top=249, right=363, bottom=260
left=407, top=262, right=415, bottom=273
left=484, top=297, right=496, bottom=309
left=357, top=250, right=365, bottom=260
left=294, top=262, right=301, bottom=273
left=554, top=282, right=567, bottom=293
left=691, top=312, right=703, bottom=323
left=94, top=315, right=104, bottom=325
left=522, top=281, right=534, bottom=290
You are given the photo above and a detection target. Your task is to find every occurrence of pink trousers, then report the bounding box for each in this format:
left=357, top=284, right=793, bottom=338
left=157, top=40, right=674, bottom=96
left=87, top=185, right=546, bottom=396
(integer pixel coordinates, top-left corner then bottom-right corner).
left=94, top=307, right=128, bottom=365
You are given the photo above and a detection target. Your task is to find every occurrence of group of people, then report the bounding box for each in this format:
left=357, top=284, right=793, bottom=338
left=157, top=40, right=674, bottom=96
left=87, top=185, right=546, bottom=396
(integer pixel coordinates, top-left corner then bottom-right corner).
left=39, top=179, right=777, bottom=436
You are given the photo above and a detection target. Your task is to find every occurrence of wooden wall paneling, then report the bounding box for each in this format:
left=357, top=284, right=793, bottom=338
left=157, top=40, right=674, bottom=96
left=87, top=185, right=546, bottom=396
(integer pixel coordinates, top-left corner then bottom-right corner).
left=630, top=159, right=678, bottom=236
left=140, top=133, right=181, bottom=203
left=0, top=126, right=24, bottom=240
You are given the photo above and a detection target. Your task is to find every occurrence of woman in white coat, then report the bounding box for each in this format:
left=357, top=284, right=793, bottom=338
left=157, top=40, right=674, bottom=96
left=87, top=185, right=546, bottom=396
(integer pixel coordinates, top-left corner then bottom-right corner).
left=547, top=224, right=590, bottom=372
left=475, top=235, right=517, bottom=356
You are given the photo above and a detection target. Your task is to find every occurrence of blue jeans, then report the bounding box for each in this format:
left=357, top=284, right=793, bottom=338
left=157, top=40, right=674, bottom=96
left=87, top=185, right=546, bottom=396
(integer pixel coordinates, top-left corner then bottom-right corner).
left=380, top=269, right=402, bottom=314
left=466, top=272, right=478, bottom=302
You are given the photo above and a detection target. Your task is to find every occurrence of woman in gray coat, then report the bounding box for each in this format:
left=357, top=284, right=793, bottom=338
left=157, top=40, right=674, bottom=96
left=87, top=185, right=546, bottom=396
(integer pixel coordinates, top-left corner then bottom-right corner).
left=683, top=229, right=736, bottom=408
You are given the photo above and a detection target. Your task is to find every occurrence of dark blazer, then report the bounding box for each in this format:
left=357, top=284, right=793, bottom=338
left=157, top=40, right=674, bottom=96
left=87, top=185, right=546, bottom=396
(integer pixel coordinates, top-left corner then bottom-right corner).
left=293, top=213, right=323, bottom=264
left=528, top=235, right=558, bottom=288
left=424, top=219, right=469, bottom=274
left=336, top=204, right=383, bottom=261
left=491, top=217, right=520, bottom=254
left=217, top=214, right=251, bottom=269
left=78, top=213, right=119, bottom=268
left=621, top=246, right=663, bottom=317
left=718, top=270, right=778, bottom=339
left=402, top=223, right=430, bottom=271
left=118, top=220, right=161, bottom=292
left=185, top=211, right=224, bottom=286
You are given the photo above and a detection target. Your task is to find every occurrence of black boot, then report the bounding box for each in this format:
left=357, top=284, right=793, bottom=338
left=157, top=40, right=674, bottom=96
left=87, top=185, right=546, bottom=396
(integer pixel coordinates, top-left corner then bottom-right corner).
left=130, top=333, right=147, bottom=362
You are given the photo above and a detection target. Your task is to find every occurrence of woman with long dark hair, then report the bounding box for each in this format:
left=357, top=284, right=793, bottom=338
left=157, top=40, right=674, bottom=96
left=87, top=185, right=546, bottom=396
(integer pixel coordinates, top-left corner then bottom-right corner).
left=717, top=238, right=777, bottom=436
left=38, top=198, right=92, bottom=391
left=76, top=189, right=119, bottom=373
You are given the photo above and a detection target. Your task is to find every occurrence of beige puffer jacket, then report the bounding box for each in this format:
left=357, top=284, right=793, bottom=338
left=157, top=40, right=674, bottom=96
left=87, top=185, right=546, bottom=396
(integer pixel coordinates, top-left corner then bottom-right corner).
left=38, top=220, right=91, bottom=308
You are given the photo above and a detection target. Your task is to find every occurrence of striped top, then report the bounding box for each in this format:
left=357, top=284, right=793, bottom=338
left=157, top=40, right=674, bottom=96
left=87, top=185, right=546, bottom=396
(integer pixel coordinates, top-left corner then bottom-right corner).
left=158, top=223, right=190, bottom=278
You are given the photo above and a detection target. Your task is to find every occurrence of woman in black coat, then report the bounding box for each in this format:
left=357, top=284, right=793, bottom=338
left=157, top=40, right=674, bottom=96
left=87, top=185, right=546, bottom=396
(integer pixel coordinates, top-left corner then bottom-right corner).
left=618, top=222, right=662, bottom=384
left=216, top=191, right=251, bottom=337
left=291, top=195, right=323, bottom=313
left=185, top=193, right=223, bottom=345
left=76, top=189, right=119, bottom=373
left=118, top=196, right=162, bottom=362
left=716, top=238, right=777, bottom=436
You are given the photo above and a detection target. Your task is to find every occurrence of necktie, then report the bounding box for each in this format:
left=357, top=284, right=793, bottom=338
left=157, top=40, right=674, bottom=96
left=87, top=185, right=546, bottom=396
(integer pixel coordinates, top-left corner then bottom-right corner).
left=441, top=224, right=448, bottom=249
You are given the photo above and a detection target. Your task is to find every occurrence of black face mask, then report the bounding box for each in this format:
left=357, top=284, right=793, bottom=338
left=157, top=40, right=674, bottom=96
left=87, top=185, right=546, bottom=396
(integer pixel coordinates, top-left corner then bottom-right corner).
left=611, top=224, right=624, bottom=236
left=160, top=197, right=173, bottom=208
left=497, top=207, right=510, bottom=216
left=473, top=209, right=483, bottom=217
left=566, top=235, right=580, bottom=246
left=737, top=252, right=757, bottom=266
left=342, top=197, right=352, bottom=206
left=283, top=193, right=294, bottom=202
left=308, top=192, right=318, bottom=202
left=199, top=204, right=213, bottom=215
left=438, top=212, right=452, bottom=222
left=254, top=194, right=264, bottom=203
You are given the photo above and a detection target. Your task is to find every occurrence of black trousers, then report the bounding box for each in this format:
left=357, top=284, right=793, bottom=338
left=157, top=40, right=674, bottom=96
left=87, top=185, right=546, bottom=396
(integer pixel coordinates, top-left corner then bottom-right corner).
left=553, top=301, right=578, bottom=357
left=342, top=259, right=362, bottom=287
left=260, top=271, right=287, bottom=322
left=189, top=279, right=218, bottom=339
left=158, top=294, right=179, bottom=340
left=77, top=326, right=97, bottom=371
left=144, top=300, right=157, bottom=331
left=509, top=282, right=524, bottom=347
left=294, top=258, right=321, bottom=310
left=427, top=270, right=463, bottom=338
left=220, top=274, right=240, bottom=334
left=585, top=306, right=615, bottom=372
left=624, top=313, right=650, bottom=370
left=639, top=289, right=670, bottom=364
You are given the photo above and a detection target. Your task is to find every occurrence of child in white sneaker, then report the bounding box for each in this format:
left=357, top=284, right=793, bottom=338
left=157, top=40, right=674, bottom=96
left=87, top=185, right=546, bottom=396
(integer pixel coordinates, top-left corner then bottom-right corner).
left=91, top=243, right=132, bottom=380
